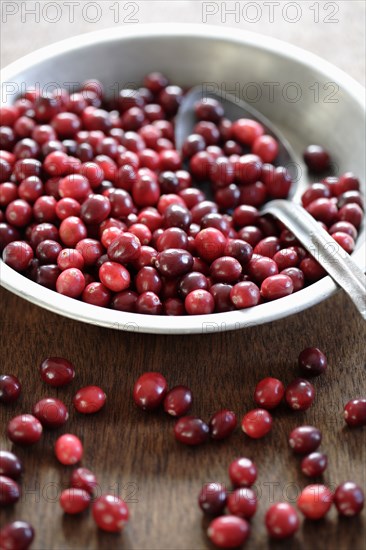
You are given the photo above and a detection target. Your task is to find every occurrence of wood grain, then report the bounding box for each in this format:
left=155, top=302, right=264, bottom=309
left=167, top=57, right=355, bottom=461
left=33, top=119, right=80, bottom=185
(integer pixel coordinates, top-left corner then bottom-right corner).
left=0, top=286, right=365, bottom=550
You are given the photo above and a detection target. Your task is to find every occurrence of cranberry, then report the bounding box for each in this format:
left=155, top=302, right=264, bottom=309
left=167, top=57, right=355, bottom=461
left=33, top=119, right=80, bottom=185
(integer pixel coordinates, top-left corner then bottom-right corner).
left=285, top=379, right=315, bottom=411
left=73, top=385, right=106, bottom=414
left=332, top=231, right=355, bottom=254
left=227, top=488, right=257, bottom=519
left=300, top=257, right=326, bottom=282
left=60, top=488, right=91, bottom=514
left=229, top=458, right=257, bottom=488
left=280, top=267, right=304, bottom=292
left=195, top=98, right=224, bottom=122
left=80, top=194, right=111, bottom=224
left=344, top=398, right=366, bottom=427
left=70, top=467, right=98, bottom=494
left=208, top=283, right=233, bottom=312
left=56, top=267, right=85, bottom=297
left=289, top=426, right=322, bottom=454
left=265, top=503, right=299, bottom=539
left=32, top=397, right=68, bottom=428
left=254, top=377, right=285, bottom=409
left=133, top=372, right=167, bottom=411
left=7, top=414, right=43, bottom=445
left=198, top=482, right=227, bottom=516
left=55, top=434, right=83, bottom=465
left=297, top=484, right=333, bottom=519
left=261, top=274, right=294, bottom=300
left=36, top=240, right=62, bottom=264
left=0, top=521, right=34, bottom=550
left=59, top=216, right=87, bottom=247
left=82, top=282, right=111, bottom=307
left=33, top=196, right=57, bottom=222
left=179, top=272, right=208, bottom=298
left=207, top=515, right=250, bottom=548
left=0, top=374, right=21, bottom=404
left=241, top=409, right=273, bottom=439
left=132, top=173, right=160, bottom=207
left=5, top=199, right=32, bottom=227
left=0, top=451, right=23, bottom=479
left=57, top=248, right=84, bottom=271
left=0, top=475, right=21, bottom=506
left=136, top=291, right=162, bottom=314
left=155, top=248, right=193, bottom=278
left=92, top=494, right=129, bottom=532
left=224, top=239, right=253, bottom=266
left=298, top=347, right=327, bottom=377
left=232, top=118, right=264, bottom=145
left=174, top=416, right=209, bottom=445
left=108, top=232, right=141, bottom=263
left=210, top=257, right=242, bottom=284
left=185, top=289, right=215, bottom=315
left=303, top=145, right=330, bottom=172
left=334, top=482, right=364, bottom=517
left=252, top=134, right=278, bottom=162
left=301, top=452, right=328, bottom=477
left=76, top=238, right=103, bottom=266
left=230, top=282, right=260, bottom=309
left=235, top=154, right=262, bottom=185
left=209, top=410, right=237, bottom=440
left=337, top=203, right=363, bottom=228
left=99, top=261, right=130, bottom=292
left=39, top=357, right=75, bottom=386
left=162, top=385, right=192, bottom=417
left=306, top=198, right=338, bottom=225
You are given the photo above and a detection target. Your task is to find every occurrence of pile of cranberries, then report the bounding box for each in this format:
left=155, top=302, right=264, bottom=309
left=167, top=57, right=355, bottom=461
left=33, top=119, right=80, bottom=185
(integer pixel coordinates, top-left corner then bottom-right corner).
left=0, top=74, right=363, bottom=316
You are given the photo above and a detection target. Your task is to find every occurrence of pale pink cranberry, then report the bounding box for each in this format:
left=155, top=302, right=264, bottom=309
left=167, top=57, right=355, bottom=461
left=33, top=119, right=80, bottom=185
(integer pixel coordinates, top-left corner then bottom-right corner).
left=54, top=434, right=83, bottom=465
left=92, top=494, right=129, bottom=532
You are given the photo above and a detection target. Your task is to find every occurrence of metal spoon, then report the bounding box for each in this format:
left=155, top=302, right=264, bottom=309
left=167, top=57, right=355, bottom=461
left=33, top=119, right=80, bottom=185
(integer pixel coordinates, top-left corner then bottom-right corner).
left=175, top=86, right=366, bottom=320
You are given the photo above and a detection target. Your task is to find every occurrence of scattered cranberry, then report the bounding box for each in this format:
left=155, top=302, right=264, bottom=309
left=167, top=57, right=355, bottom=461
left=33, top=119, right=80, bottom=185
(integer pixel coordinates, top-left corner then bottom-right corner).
left=73, top=385, right=106, bottom=414
left=60, top=488, right=91, bottom=514
left=174, top=416, right=209, bottom=446
left=285, top=378, right=315, bottom=411
left=297, top=484, right=333, bottom=519
left=289, top=426, right=321, bottom=454
left=54, top=434, right=83, bottom=465
left=92, top=494, right=129, bottom=532
left=39, top=356, right=75, bottom=386
left=227, top=488, right=257, bottom=519
left=0, top=521, right=34, bottom=550
left=301, top=452, right=328, bottom=477
left=163, top=385, right=192, bottom=417
left=0, top=451, right=23, bottom=479
left=0, top=374, right=21, bottom=404
left=209, top=410, right=237, bottom=440
left=207, top=515, right=250, bottom=548
left=254, top=377, right=284, bottom=409
left=334, top=482, right=364, bottom=517
left=32, top=397, right=68, bottom=428
left=303, top=145, right=330, bottom=172
left=298, top=347, right=327, bottom=377
left=265, top=502, right=299, bottom=539
left=70, top=467, right=98, bottom=494
left=7, top=414, right=43, bottom=445
left=344, top=398, right=366, bottom=427
left=241, top=408, right=273, bottom=439
left=133, top=372, right=168, bottom=411
left=0, top=475, right=21, bottom=506
left=229, top=458, right=257, bottom=488
left=198, top=482, right=227, bottom=516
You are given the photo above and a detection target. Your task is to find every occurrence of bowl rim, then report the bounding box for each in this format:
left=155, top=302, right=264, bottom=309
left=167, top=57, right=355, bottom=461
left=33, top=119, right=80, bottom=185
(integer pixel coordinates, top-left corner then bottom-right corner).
left=1, top=23, right=365, bottom=334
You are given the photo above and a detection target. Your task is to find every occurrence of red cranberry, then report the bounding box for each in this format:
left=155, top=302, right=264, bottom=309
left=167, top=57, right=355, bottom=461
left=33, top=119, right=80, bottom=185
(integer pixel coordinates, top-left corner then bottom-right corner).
left=5, top=199, right=32, bottom=227
left=238, top=226, right=263, bottom=247
left=55, top=434, right=83, bottom=465
left=227, top=488, right=257, bottom=519
left=198, top=482, right=227, bottom=516
left=136, top=291, right=162, bottom=314
left=254, top=377, right=284, bottom=409
left=60, top=487, right=91, bottom=514
left=303, top=145, right=330, bottom=172
left=224, top=239, right=253, bottom=266
left=82, top=282, right=111, bottom=307
left=0, top=374, right=21, bottom=404
left=33, top=196, right=57, bottom=222
left=289, top=426, right=322, bottom=454
left=0, top=475, right=21, bottom=506
left=232, top=118, right=264, bottom=145
left=210, top=257, right=242, bottom=284
left=332, top=231, right=355, bottom=253
left=155, top=248, right=193, bottom=278
left=306, top=198, right=338, bottom=225
left=281, top=267, right=304, bottom=292
left=235, top=154, right=262, bottom=185
left=247, top=255, right=278, bottom=282
left=334, top=172, right=360, bottom=195
left=99, top=261, right=130, bottom=292
left=132, top=173, right=160, bottom=207
left=56, top=267, right=85, bottom=297
left=39, top=357, right=75, bottom=386
left=195, top=98, right=224, bottom=122
left=241, top=409, right=273, bottom=439
left=57, top=249, right=84, bottom=271
left=179, top=272, right=208, bottom=298
left=265, top=503, right=299, bottom=539
left=337, top=203, right=363, bottom=228
left=32, top=397, right=68, bottom=428
left=133, top=372, right=168, bottom=411
left=73, top=386, right=106, bottom=414
left=163, top=385, right=192, bottom=417
left=209, top=410, right=237, bottom=440
left=36, top=239, right=62, bottom=264
left=252, top=135, right=278, bottom=163
left=210, top=283, right=235, bottom=312
left=70, top=467, right=98, bottom=494
left=261, top=274, right=294, bottom=300
left=301, top=452, right=328, bottom=477
left=207, top=515, right=250, bottom=548
left=298, top=347, right=327, bottom=377
left=194, top=228, right=226, bottom=263
left=7, top=414, right=43, bottom=445
left=297, top=484, right=333, bottom=519
left=108, top=232, right=141, bottom=263
left=0, top=521, right=34, bottom=550
left=344, top=398, right=366, bottom=427
left=302, top=183, right=331, bottom=207
left=185, top=289, right=215, bottom=315
left=230, top=282, right=260, bottom=309
left=174, top=416, right=210, bottom=445
left=334, top=482, right=364, bottom=517
left=92, top=494, right=129, bottom=532
left=0, top=451, right=23, bottom=479
left=285, top=379, right=315, bottom=411
left=229, top=458, right=257, bottom=488
left=272, top=248, right=298, bottom=270
left=300, top=256, right=326, bottom=282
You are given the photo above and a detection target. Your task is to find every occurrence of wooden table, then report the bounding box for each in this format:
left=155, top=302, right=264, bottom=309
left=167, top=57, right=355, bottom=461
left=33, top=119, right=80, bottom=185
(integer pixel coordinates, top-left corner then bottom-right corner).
left=1, top=286, right=365, bottom=549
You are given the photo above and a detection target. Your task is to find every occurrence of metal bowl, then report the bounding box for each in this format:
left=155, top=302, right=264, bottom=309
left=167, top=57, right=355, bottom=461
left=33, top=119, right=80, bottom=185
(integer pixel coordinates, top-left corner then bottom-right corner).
left=1, top=24, right=365, bottom=334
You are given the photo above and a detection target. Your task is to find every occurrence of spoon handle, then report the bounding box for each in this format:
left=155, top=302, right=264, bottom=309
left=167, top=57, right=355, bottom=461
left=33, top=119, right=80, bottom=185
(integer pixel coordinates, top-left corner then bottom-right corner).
left=262, top=200, right=366, bottom=320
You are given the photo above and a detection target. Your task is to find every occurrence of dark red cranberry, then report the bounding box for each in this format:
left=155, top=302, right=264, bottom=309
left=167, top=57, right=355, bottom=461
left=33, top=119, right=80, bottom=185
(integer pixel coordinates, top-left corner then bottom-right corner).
left=280, top=267, right=304, bottom=292
left=344, top=398, right=366, bottom=427
left=179, top=272, right=208, bottom=298
left=32, top=397, right=69, bottom=428
left=0, top=475, right=21, bottom=505
left=300, top=257, right=326, bottom=282
left=155, top=248, right=193, bottom=278
left=73, top=385, right=106, bottom=414
left=297, top=484, right=333, bottom=519
left=195, top=98, right=224, bottom=122
left=39, top=357, right=75, bottom=387
left=82, top=282, right=111, bottom=307
left=247, top=255, right=278, bottom=282
left=0, top=374, right=21, bottom=403
left=265, top=503, right=299, bottom=539
left=174, top=416, right=209, bottom=445
left=289, top=426, right=321, bottom=454
left=7, top=414, right=43, bottom=445
left=229, top=458, right=257, bottom=488
left=285, top=379, right=315, bottom=411
left=143, top=71, right=169, bottom=93
left=0, top=451, right=23, bottom=479
left=224, top=239, right=253, bottom=266
left=111, top=290, right=138, bottom=312
left=36, top=264, right=61, bottom=289
left=301, top=452, right=328, bottom=477
left=133, top=372, right=168, bottom=411
left=163, top=386, right=192, bottom=417
left=238, top=226, right=263, bottom=247
left=76, top=238, right=103, bottom=266
left=337, top=203, right=363, bottom=228
left=80, top=195, right=111, bottom=224
left=298, top=347, right=327, bottom=377
left=241, top=409, right=273, bottom=439
left=0, top=521, right=34, bottom=550
left=303, top=145, right=330, bottom=172
left=207, top=515, right=250, bottom=548
left=230, top=281, right=260, bottom=309
left=334, top=482, right=364, bottom=517
left=254, top=377, right=284, bottom=409
left=332, top=231, right=355, bottom=254
left=182, top=134, right=206, bottom=158
left=158, top=85, right=183, bottom=115
left=264, top=166, right=292, bottom=198
left=210, top=257, right=242, bottom=284
left=334, top=172, right=360, bottom=195
left=227, top=488, right=257, bottom=519
left=301, top=183, right=331, bottom=207
left=209, top=410, right=237, bottom=440
left=164, top=297, right=185, bottom=315
left=198, top=482, right=227, bottom=516
left=306, top=198, right=338, bottom=225
left=107, top=232, right=141, bottom=264
left=210, top=283, right=235, bottom=312
left=136, top=291, right=163, bottom=314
